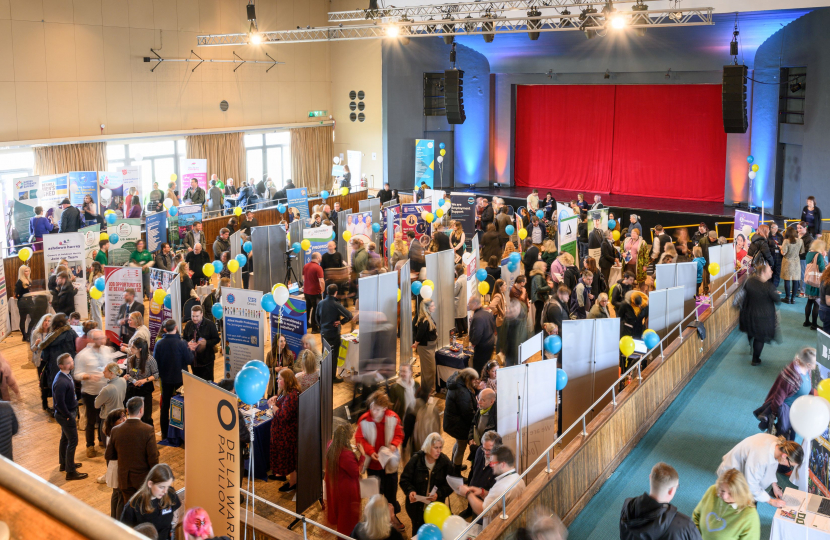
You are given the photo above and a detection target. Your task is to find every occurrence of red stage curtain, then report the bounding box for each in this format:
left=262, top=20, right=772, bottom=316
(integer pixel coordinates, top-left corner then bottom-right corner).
left=514, top=84, right=726, bottom=203
left=611, top=85, right=726, bottom=202
left=514, top=85, right=616, bottom=194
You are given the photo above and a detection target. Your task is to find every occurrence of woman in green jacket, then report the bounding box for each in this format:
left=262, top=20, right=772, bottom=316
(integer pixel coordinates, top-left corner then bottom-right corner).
left=129, top=239, right=154, bottom=301
left=692, top=468, right=760, bottom=540
left=804, top=239, right=827, bottom=329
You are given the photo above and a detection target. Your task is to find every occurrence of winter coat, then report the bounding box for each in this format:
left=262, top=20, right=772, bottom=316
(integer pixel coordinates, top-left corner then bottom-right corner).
left=618, top=291, right=649, bottom=339
left=530, top=273, right=551, bottom=303
left=620, top=493, right=701, bottom=540
left=212, top=235, right=231, bottom=260
left=738, top=275, right=780, bottom=343
left=51, top=282, right=76, bottom=316
left=481, top=231, right=502, bottom=262
left=587, top=302, right=610, bottom=319
left=399, top=451, right=454, bottom=502
left=746, top=234, right=773, bottom=268
left=442, top=371, right=476, bottom=440
left=780, top=238, right=803, bottom=281
left=599, top=240, right=617, bottom=270
left=355, top=408, right=404, bottom=472
left=454, top=276, right=467, bottom=319
left=39, top=326, right=79, bottom=391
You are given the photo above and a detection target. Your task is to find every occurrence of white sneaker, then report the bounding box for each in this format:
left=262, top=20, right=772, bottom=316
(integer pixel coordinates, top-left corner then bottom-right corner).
left=96, top=474, right=106, bottom=484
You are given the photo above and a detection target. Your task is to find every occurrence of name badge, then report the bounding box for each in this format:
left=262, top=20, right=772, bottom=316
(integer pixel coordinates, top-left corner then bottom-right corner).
left=162, top=508, right=172, bottom=515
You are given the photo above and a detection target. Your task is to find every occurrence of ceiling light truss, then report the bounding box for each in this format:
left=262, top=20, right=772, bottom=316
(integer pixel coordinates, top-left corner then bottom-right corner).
left=328, top=0, right=638, bottom=22
left=196, top=7, right=714, bottom=46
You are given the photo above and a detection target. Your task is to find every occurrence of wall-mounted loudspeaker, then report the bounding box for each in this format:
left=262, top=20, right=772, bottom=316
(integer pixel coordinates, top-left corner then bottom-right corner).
left=722, top=65, right=748, bottom=134
left=444, top=69, right=465, bottom=124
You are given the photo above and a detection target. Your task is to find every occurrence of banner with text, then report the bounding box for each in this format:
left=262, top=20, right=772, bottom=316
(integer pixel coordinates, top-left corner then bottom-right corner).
left=558, top=215, right=579, bottom=272
left=104, top=266, right=143, bottom=345
left=302, top=225, right=334, bottom=264
left=451, top=192, right=476, bottom=250
left=177, top=204, right=202, bottom=242
left=146, top=211, right=168, bottom=253
left=43, top=232, right=88, bottom=319
left=120, top=166, right=141, bottom=218
left=734, top=209, right=760, bottom=234
left=222, top=287, right=265, bottom=379
left=271, top=296, right=307, bottom=358
left=39, top=174, right=69, bottom=219
left=414, top=139, right=435, bottom=189
left=69, top=172, right=98, bottom=212
left=108, top=219, right=142, bottom=266
left=181, top=159, right=208, bottom=192
left=401, top=203, right=431, bottom=241
left=13, top=176, right=39, bottom=206
left=81, top=224, right=101, bottom=275
left=287, top=187, right=310, bottom=221
left=148, top=269, right=176, bottom=350
left=98, top=171, right=124, bottom=218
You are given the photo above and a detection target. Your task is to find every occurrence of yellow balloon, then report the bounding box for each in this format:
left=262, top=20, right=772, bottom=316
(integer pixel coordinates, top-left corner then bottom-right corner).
left=439, top=148, right=446, bottom=156
left=301, top=239, right=311, bottom=251
left=89, top=287, right=102, bottom=300
left=620, top=336, right=635, bottom=358
left=436, top=208, right=444, bottom=218
left=612, top=230, right=620, bottom=241
left=478, top=281, right=490, bottom=295
left=202, top=263, right=215, bottom=277
left=234, top=206, right=242, bottom=216
left=424, top=502, right=451, bottom=528
left=228, top=260, right=240, bottom=273
left=751, top=164, right=759, bottom=172
left=343, top=230, right=352, bottom=242
left=643, top=329, right=656, bottom=337
left=708, top=262, right=720, bottom=276
left=100, top=232, right=109, bottom=241
left=18, top=248, right=30, bottom=262
left=341, top=187, right=349, bottom=197
left=425, top=213, right=434, bottom=223
left=170, top=173, right=178, bottom=181
left=423, top=280, right=434, bottom=289
left=397, top=288, right=401, bottom=302
left=818, top=379, right=830, bottom=402
left=518, top=228, right=528, bottom=240
left=152, top=288, right=166, bottom=304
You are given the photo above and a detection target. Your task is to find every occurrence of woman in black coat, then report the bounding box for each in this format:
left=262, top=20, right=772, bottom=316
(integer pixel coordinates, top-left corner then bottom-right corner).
left=442, top=368, right=478, bottom=474
left=51, top=272, right=77, bottom=316
left=739, top=261, right=780, bottom=366
left=399, top=432, right=454, bottom=533
left=480, top=223, right=502, bottom=263
left=38, top=313, right=79, bottom=396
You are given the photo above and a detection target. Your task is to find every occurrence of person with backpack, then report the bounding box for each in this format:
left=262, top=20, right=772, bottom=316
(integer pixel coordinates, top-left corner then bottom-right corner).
left=746, top=224, right=773, bottom=268
left=804, top=240, right=827, bottom=330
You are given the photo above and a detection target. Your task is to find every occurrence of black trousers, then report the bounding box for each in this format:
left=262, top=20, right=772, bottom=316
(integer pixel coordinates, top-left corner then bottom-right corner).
left=472, top=341, right=495, bottom=375
left=110, top=489, right=122, bottom=518
left=306, top=294, right=322, bottom=332
left=37, top=362, right=49, bottom=409
left=455, top=317, right=468, bottom=336
left=533, top=300, right=545, bottom=334
left=806, top=299, right=819, bottom=326
left=405, top=500, right=429, bottom=534
left=749, top=336, right=765, bottom=363
left=324, top=333, right=341, bottom=379
left=81, top=393, right=103, bottom=448
left=17, top=296, right=34, bottom=339
left=55, top=411, right=79, bottom=473
left=160, top=383, right=178, bottom=440
left=367, top=468, right=400, bottom=514
left=192, top=362, right=215, bottom=383
left=126, top=383, right=155, bottom=426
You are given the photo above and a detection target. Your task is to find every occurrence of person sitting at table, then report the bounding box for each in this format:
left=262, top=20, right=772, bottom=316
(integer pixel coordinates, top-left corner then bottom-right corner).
left=692, top=468, right=760, bottom=540
left=268, top=368, right=301, bottom=491
left=266, top=335, right=295, bottom=396
left=124, top=338, right=158, bottom=427
left=459, top=446, right=525, bottom=525
left=120, top=312, right=150, bottom=354
left=399, top=432, right=454, bottom=533
left=325, top=424, right=362, bottom=536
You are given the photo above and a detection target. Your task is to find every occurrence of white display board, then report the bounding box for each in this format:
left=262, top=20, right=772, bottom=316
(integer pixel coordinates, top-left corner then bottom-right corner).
left=43, top=232, right=88, bottom=319
left=347, top=150, right=362, bottom=188
left=560, top=319, right=595, bottom=445
left=519, top=332, right=543, bottom=365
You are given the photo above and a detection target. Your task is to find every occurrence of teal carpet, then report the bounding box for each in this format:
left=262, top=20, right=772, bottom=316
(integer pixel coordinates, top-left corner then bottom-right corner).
left=568, top=296, right=817, bottom=539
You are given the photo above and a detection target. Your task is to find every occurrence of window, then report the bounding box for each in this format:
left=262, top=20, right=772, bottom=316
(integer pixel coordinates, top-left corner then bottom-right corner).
left=106, top=138, right=187, bottom=201
left=245, top=131, right=291, bottom=189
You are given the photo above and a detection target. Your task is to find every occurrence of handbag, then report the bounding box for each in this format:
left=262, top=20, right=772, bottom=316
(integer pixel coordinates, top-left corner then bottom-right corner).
left=805, top=255, right=822, bottom=288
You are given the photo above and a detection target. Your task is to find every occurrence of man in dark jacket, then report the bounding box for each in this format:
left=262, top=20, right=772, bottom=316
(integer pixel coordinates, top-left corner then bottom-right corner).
left=577, top=215, right=589, bottom=260
left=51, top=271, right=77, bottom=316
left=467, top=388, right=496, bottom=461
left=495, top=208, right=512, bottom=251
left=58, top=199, right=82, bottom=233
left=240, top=210, right=259, bottom=235
left=443, top=369, right=477, bottom=475
left=523, top=239, right=540, bottom=284
left=255, top=177, right=266, bottom=197
left=378, top=183, right=393, bottom=205
left=480, top=198, right=494, bottom=232
left=611, top=272, right=635, bottom=314
left=599, top=230, right=618, bottom=284
left=52, top=353, right=87, bottom=480
left=620, top=462, right=701, bottom=540
left=467, top=296, right=496, bottom=374
left=542, top=286, right=572, bottom=335
left=116, top=288, right=145, bottom=344
left=183, top=178, right=206, bottom=206
left=185, top=243, right=211, bottom=285
left=746, top=224, right=773, bottom=267
left=316, top=285, right=353, bottom=383
left=153, top=319, right=194, bottom=441
left=212, top=228, right=231, bottom=260
left=460, top=430, right=502, bottom=518
left=182, top=306, right=220, bottom=382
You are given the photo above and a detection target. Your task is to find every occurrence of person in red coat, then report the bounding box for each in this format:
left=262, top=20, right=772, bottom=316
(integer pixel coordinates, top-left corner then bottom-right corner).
left=325, top=424, right=362, bottom=535
left=355, top=389, right=405, bottom=528
left=268, top=368, right=301, bottom=492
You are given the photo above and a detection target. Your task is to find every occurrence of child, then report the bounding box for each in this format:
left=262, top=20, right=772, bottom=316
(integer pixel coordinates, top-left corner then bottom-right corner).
left=693, top=245, right=707, bottom=295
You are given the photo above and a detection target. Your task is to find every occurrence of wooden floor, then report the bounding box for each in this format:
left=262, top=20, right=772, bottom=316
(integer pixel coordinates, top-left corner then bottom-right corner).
left=4, top=303, right=470, bottom=539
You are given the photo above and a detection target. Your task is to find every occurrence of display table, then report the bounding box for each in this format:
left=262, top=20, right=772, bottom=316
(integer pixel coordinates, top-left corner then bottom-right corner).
left=771, top=489, right=830, bottom=540
left=435, top=346, right=473, bottom=385
left=337, top=332, right=360, bottom=377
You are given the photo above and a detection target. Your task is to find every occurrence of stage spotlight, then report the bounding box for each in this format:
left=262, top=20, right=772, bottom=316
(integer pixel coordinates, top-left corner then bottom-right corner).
left=610, top=14, right=627, bottom=29
left=560, top=8, right=573, bottom=28
left=464, top=15, right=476, bottom=33
left=631, top=0, right=648, bottom=36
left=580, top=7, right=599, bottom=39
left=442, top=15, right=455, bottom=44
left=385, top=24, right=400, bottom=37
left=527, top=8, right=541, bottom=40
left=482, top=13, right=495, bottom=43
left=249, top=32, right=262, bottom=44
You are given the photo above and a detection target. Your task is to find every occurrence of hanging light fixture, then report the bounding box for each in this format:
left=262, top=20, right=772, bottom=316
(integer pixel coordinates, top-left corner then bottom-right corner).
left=527, top=7, right=542, bottom=40
left=631, top=0, right=648, bottom=36
left=559, top=8, right=573, bottom=28
left=482, top=12, right=496, bottom=43
left=443, top=14, right=455, bottom=44
left=580, top=7, right=599, bottom=39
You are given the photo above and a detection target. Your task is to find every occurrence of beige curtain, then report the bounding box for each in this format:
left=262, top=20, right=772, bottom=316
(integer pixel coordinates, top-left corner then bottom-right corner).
left=185, top=132, right=246, bottom=187
left=290, top=126, right=333, bottom=194
left=33, top=142, right=107, bottom=175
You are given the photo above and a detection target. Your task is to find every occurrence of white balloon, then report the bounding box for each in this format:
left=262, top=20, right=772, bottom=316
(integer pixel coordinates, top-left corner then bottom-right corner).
left=133, top=153, right=143, bottom=162
left=437, top=156, right=444, bottom=163
left=163, top=198, right=174, bottom=209
left=333, top=156, right=341, bottom=165
left=273, top=285, right=290, bottom=306
left=442, top=516, right=468, bottom=540
left=421, top=211, right=429, bottom=220
left=790, top=395, right=830, bottom=441
left=742, top=225, right=752, bottom=238
left=748, top=170, right=756, bottom=180
left=421, top=285, right=433, bottom=299
left=101, top=188, right=112, bottom=199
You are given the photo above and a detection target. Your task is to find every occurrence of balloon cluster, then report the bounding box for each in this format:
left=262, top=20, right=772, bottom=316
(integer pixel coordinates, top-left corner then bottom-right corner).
left=436, top=142, right=448, bottom=165
left=411, top=280, right=434, bottom=299
left=747, top=155, right=759, bottom=180
left=234, top=360, right=270, bottom=405
left=417, top=502, right=467, bottom=540
left=89, top=276, right=106, bottom=300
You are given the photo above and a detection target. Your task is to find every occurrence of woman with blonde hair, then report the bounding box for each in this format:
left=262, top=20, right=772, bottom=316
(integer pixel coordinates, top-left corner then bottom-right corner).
left=325, top=424, right=361, bottom=535
left=30, top=314, right=52, bottom=410
left=268, top=368, right=302, bottom=491
left=717, top=433, right=803, bottom=508
left=540, top=239, right=558, bottom=272
left=693, top=469, right=760, bottom=539
left=412, top=299, right=438, bottom=393
left=266, top=334, right=295, bottom=396
left=390, top=232, right=409, bottom=269
left=351, top=495, right=403, bottom=540
left=804, top=239, right=827, bottom=329
left=296, top=350, right=320, bottom=391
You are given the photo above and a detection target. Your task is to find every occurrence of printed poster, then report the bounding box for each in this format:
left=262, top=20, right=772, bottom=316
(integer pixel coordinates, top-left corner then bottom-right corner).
left=558, top=215, right=579, bottom=271
left=414, top=139, right=435, bottom=189
left=0, top=262, right=10, bottom=342
left=401, top=203, right=431, bottom=241
left=69, top=172, right=98, bottom=211
left=587, top=208, right=609, bottom=233
left=346, top=212, right=372, bottom=265
left=43, top=232, right=88, bottom=319
left=181, top=159, right=208, bottom=192
left=104, top=266, right=143, bottom=345
left=734, top=209, right=760, bottom=234
left=148, top=268, right=176, bottom=350
left=451, top=192, right=476, bottom=249
left=221, top=287, right=265, bottom=379
left=98, top=171, right=124, bottom=218
left=81, top=224, right=101, bottom=274
left=120, top=166, right=142, bottom=218
left=13, top=201, right=36, bottom=245
left=108, top=219, right=142, bottom=266
left=146, top=211, right=168, bottom=253
left=287, top=187, right=310, bottom=221
left=382, top=205, right=401, bottom=257
left=39, top=174, right=69, bottom=219
left=270, top=296, right=307, bottom=358
left=302, top=225, right=334, bottom=265
left=177, top=204, right=202, bottom=241
left=13, top=176, right=39, bottom=206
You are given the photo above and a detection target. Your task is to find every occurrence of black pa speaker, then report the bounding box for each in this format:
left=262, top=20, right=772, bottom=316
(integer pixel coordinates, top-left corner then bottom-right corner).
left=722, top=65, right=748, bottom=134
left=444, top=69, right=466, bottom=125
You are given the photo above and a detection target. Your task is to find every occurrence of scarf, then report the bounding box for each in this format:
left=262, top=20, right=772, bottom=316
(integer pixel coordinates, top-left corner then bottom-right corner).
left=38, top=325, right=71, bottom=352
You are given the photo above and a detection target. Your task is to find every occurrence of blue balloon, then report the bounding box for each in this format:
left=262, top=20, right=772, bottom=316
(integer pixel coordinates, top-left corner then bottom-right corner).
left=106, top=213, right=117, bottom=225
left=108, top=233, right=119, bottom=245
left=556, top=369, right=569, bottom=390
left=476, top=268, right=488, bottom=282
left=509, top=252, right=521, bottom=264
left=94, top=277, right=105, bottom=291
left=644, top=332, right=660, bottom=350
left=544, top=335, right=562, bottom=355
left=505, top=225, right=515, bottom=236
left=244, top=360, right=270, bottom=382
left=608, top=219, right=617, bottom=230
left=536, top=209, right=545, bottom=219
left=260, top=293, right=277, bottom=313
left=747, top=155, right=754, bottom=164
left=211, top=303, right=224, bottom=320
left=331, top=232, right=337, bottom=241
left=292, top=242, right=302, bottom=253
left=169, top=206, right=178, bottom=216
left=235, top=254, right=247, bottom=267
left=372, top=222, right=381, bottom=233
left=320, top=190, right=329, bottom=199
left=212, top=260, right=223, bottom=274
left=417, top=524, right=442, bottom=540
left=235, top=366, right=267, bottom=405
left=559, top=209, right=571, bottom=222
left=277, top=203, right=287, bottom=213
left=438, top=142, right=445, bottom=150
left=507, top=262, right=518, bottom=273
left=243, top=241, right=253, bottom=253
left=411, top=281, right=423, bottom=295
left=163, top=294, right=172, bottom=309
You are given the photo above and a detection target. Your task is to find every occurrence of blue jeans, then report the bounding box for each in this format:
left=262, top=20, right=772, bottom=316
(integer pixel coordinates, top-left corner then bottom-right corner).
left=785, top=280, right=800, bottom=300
left=800, top=260, right=807, bottom=293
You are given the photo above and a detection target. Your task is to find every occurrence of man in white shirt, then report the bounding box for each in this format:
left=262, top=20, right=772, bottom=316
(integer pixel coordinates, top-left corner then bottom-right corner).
left=460, top=446, right=525, bottom=525
left=526, top=189, right=540, bottom=214
left=74, top=329, right=115, bottom=457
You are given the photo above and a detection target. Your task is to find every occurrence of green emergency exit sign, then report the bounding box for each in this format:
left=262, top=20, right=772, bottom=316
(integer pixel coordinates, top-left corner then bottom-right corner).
left=308, top=110, right=328, bottom=118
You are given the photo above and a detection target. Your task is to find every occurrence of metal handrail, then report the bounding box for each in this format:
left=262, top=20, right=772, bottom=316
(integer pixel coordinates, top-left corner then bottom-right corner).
left=455, top=268, right=741, bottom=540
